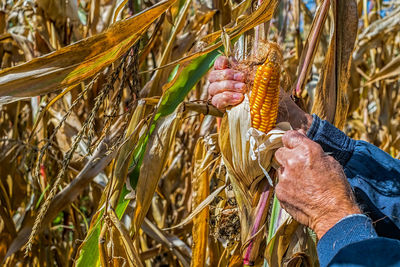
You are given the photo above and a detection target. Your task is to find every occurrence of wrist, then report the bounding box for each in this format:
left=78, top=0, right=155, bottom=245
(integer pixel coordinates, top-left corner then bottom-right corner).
left=278, top=92, right=312, bottom=131
left=283, top=106, right=312, bottom=132
left=297, top=113, right=313, bottom=133
left=313, top=204, right=361, bottom=239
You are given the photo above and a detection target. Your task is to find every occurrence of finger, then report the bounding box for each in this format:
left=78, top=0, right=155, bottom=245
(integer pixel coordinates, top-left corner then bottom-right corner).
left=211, top=92, right=244, bottom=110
left=209, top=80, right=246, bottom=96
left=214, top=56, right=229, bottom=70
left=208, top=69, right=245, bottom=83
left=281, top=130, right=309, bottom=149
left=274, top=147, right=291, bottom=166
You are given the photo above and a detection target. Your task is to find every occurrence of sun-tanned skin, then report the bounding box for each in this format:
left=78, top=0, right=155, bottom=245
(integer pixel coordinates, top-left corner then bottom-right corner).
left=274, top=131, right=361, bottom=238
left=208, top=56, right=361, bottom=239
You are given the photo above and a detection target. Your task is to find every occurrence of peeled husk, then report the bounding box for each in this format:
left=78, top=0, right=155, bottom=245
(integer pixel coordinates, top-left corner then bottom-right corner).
left=218, top=94, right=290, bottom=247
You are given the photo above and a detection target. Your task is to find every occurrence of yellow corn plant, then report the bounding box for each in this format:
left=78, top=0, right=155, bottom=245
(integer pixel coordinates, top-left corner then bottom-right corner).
left=0, top=0, right=398, bottom=266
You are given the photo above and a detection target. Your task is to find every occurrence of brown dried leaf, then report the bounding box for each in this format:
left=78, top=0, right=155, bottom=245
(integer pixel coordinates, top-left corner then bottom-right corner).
left=311, top=0, right=358, bottom=128
left=0, top=0, right=176, bottom=103
left=133, top=111, right=181, bottom=238
left=191, top=137, right=213, bottom=267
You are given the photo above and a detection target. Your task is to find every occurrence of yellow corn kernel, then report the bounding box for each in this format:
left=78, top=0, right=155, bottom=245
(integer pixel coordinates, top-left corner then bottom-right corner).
left=249, top=46, right=282, bottom=133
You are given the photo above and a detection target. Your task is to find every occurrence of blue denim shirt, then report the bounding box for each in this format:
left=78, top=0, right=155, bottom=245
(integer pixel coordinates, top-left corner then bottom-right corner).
left=307, top=115, right=400, bottom=267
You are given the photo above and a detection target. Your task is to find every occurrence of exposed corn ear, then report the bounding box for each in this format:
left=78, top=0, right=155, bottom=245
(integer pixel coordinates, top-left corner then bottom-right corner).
left=249, top=45, right=282, bottom=133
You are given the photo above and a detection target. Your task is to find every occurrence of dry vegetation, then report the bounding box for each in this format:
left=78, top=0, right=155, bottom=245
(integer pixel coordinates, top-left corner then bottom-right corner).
left=0, top=0, right=399, bottom=266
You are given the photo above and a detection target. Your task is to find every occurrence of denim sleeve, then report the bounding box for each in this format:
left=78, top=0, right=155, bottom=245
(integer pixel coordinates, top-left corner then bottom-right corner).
left=317, top=214, right=377, bottom=267
left=318, top=214, right=400, bottom=267
left=306, top=114, right=400, bottom=238
left=307, top=114, right=400, bottom=180
left=328, top=238, right=400, bottom=267
left=307, top=114, right=356, bottom=166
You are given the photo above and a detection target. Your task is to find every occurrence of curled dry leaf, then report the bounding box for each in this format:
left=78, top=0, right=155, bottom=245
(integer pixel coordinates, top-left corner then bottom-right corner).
left=0, top=0, right=176, bottom=103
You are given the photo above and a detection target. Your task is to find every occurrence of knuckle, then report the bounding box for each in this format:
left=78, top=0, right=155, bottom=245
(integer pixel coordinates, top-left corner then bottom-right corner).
left=223, top=69, right=234, bottom=78
left=221, top=92, right=232, bottom=102
left=211, top=97, right=222, bottom=109
left=207, top=74, right=214, bottom=83
left=216, top=104, right=224, bottom=110
left=307, top=142, right=322, bottom=157
left=282, top=130, right=296, bottom=141
left=214, top=56, right=227, bottom=69
left=286, top=130, right=298, bottom=137
left=208, top=83, right=217, bottom=95
left=215, top=102, right=225, bottom=110
left=286, top=157, right=297, bottom=168
left=222, top=80, right=233, bottom=89
left=302, top=144, right=311, bottom=153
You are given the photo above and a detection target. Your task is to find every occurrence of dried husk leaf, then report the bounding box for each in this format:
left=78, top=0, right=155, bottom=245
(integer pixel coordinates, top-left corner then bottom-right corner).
left=220, top=96, right=290, bottom=190
left=265, top=219, right=318, bottom=267
left=218, top=95, right=290, bottom=242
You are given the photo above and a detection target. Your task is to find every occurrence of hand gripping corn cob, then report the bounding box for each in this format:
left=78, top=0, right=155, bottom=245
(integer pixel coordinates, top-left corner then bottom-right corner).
left=249, top=45, right=282, bottom=133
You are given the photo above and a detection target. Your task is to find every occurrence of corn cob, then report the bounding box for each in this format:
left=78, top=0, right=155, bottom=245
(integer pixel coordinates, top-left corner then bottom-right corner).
left=249, top=46, right=282, bottom=133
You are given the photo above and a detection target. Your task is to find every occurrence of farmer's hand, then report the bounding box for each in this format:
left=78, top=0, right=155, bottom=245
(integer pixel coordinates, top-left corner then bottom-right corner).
left=274, top=131, right=361, bottom=239
left=208, top=56, right=246, bottom=109
left=208, top=56, right=313, bottom=131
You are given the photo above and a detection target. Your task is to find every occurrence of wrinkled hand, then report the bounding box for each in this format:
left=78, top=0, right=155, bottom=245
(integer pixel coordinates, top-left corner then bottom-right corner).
left=275, top=131, right=361, bottom=239
left=208, top=56, right=313, bottom=131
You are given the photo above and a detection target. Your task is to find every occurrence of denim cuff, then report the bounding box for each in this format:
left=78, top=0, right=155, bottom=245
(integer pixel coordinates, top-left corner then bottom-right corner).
left=307, top=114, right=356, bottom=166
left=317, top=214, right=377, bottom=267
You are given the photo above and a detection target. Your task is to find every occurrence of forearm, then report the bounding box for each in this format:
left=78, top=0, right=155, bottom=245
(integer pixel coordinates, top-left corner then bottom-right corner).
left=277, top=93, right=313, bottom=132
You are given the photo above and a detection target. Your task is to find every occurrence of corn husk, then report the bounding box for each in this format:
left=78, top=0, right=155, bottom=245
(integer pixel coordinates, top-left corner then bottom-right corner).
left=219, top=95, right=290, bottom=263
left=219, top=95, right=291, bottom=191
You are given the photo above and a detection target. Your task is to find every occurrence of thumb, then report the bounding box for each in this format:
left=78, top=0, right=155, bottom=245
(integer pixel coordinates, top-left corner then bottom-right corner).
left=214, top=56, right=229, bottom=70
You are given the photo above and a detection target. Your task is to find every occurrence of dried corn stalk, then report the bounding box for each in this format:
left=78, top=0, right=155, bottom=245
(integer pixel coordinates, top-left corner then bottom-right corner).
left=219, top=92, right=290, bottom=263
left=218, top=42, right=321, bottom=266
left=218, top=43, right=293, bottom=265
left=191, top=136, right=216, bottom=267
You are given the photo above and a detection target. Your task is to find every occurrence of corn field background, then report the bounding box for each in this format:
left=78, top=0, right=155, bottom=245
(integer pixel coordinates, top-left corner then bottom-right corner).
left=0, top=0, right=399, bottom=266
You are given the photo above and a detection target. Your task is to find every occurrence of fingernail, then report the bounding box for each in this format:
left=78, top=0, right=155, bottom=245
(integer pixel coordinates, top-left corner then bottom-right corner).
left=234, top=72, right=244, bottom=81
left=234, top=82, right=245, bottom=90
left=232, top=93, right=243, bottom=100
